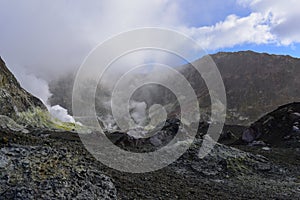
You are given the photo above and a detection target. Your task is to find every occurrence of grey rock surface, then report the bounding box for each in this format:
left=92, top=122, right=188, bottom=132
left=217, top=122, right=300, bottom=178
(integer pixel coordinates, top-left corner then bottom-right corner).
left=0, top=144, right=117, bottom=200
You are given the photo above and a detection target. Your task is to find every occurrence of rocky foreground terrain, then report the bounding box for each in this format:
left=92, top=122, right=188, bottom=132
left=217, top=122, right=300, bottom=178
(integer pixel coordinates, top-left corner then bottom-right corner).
left=1, top=56, right=300, bottom=199
left=1, top=102, right=300, bottom=199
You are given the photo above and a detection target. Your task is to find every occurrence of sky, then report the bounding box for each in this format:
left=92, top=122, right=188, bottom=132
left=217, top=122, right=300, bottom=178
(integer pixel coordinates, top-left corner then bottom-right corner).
left=0, top=0, right=300, bottom=104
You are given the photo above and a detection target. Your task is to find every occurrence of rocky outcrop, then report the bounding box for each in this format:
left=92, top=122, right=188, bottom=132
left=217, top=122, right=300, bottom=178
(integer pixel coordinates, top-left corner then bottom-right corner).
left=0, top=57, right=46, bottom=120
left=241, top=102, right=300, bottom=147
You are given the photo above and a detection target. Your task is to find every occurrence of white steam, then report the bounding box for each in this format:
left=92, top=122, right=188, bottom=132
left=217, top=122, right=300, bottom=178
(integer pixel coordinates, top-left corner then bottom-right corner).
left=11, top=67, right=51, bottom=106
left=98, top=101, right=150, bottom=131
left=49, top=105, right=76, bottom=123
left=129, top=101, right=148, bottom=127
left=98, top=99, right=169, bottom=139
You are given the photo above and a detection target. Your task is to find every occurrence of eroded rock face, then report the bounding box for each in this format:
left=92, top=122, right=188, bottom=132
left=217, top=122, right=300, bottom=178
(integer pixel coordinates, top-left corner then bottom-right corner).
left=0, top=144, right=117, bottom=199
left=0, top=57, right=46, bottom=120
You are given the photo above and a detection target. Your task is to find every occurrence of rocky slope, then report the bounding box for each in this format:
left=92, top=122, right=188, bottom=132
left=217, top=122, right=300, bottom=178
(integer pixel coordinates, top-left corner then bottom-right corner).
left=0, top=57, right=46, bottom=120
left=0, top=57, right=84, bottom=131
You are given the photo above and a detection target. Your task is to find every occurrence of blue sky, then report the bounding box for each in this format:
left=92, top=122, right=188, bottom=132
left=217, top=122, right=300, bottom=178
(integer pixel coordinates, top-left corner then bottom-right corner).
left=179, top=0, right=252, bottom=27
left=216, top=43, right=300, bottom=58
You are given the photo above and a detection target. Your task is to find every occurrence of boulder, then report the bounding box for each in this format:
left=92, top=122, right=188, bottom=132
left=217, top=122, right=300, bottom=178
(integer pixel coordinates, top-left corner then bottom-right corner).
left=242, top=127, right=260, bottom=143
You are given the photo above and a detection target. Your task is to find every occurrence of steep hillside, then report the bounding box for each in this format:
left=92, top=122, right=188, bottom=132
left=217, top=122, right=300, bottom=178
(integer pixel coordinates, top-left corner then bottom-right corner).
left=0, top=57, right=81, bottom=130
left=0, top=57, right=46, bottom=119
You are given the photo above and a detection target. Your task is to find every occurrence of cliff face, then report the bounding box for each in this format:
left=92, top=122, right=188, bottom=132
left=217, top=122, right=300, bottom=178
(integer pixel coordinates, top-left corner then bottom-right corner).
left=0, top=57, right=46, bottom=119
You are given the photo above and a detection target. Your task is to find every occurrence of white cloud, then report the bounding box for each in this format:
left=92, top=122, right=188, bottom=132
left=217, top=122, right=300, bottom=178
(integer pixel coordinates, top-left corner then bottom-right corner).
left=179, top=0, right=300, bottom=50
left=0, top=0, right=182, bottom=80
left=80, top=0, right=182, bottom=45
left=237, top=0, right=300, bottom=45
left=181, top=12, right=275, bottom=50
left=0, top=0, right=183, bottom=106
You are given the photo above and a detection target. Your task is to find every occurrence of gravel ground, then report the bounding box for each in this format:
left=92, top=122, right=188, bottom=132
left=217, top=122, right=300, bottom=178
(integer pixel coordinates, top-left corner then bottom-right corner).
left=1, top=127, right=300, bottom=199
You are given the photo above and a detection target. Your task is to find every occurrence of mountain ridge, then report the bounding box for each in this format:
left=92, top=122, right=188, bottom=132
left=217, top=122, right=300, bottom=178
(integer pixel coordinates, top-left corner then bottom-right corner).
left=48, top=50, right=300, bottom=126
left=183, top=50, right=300, bottom=124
